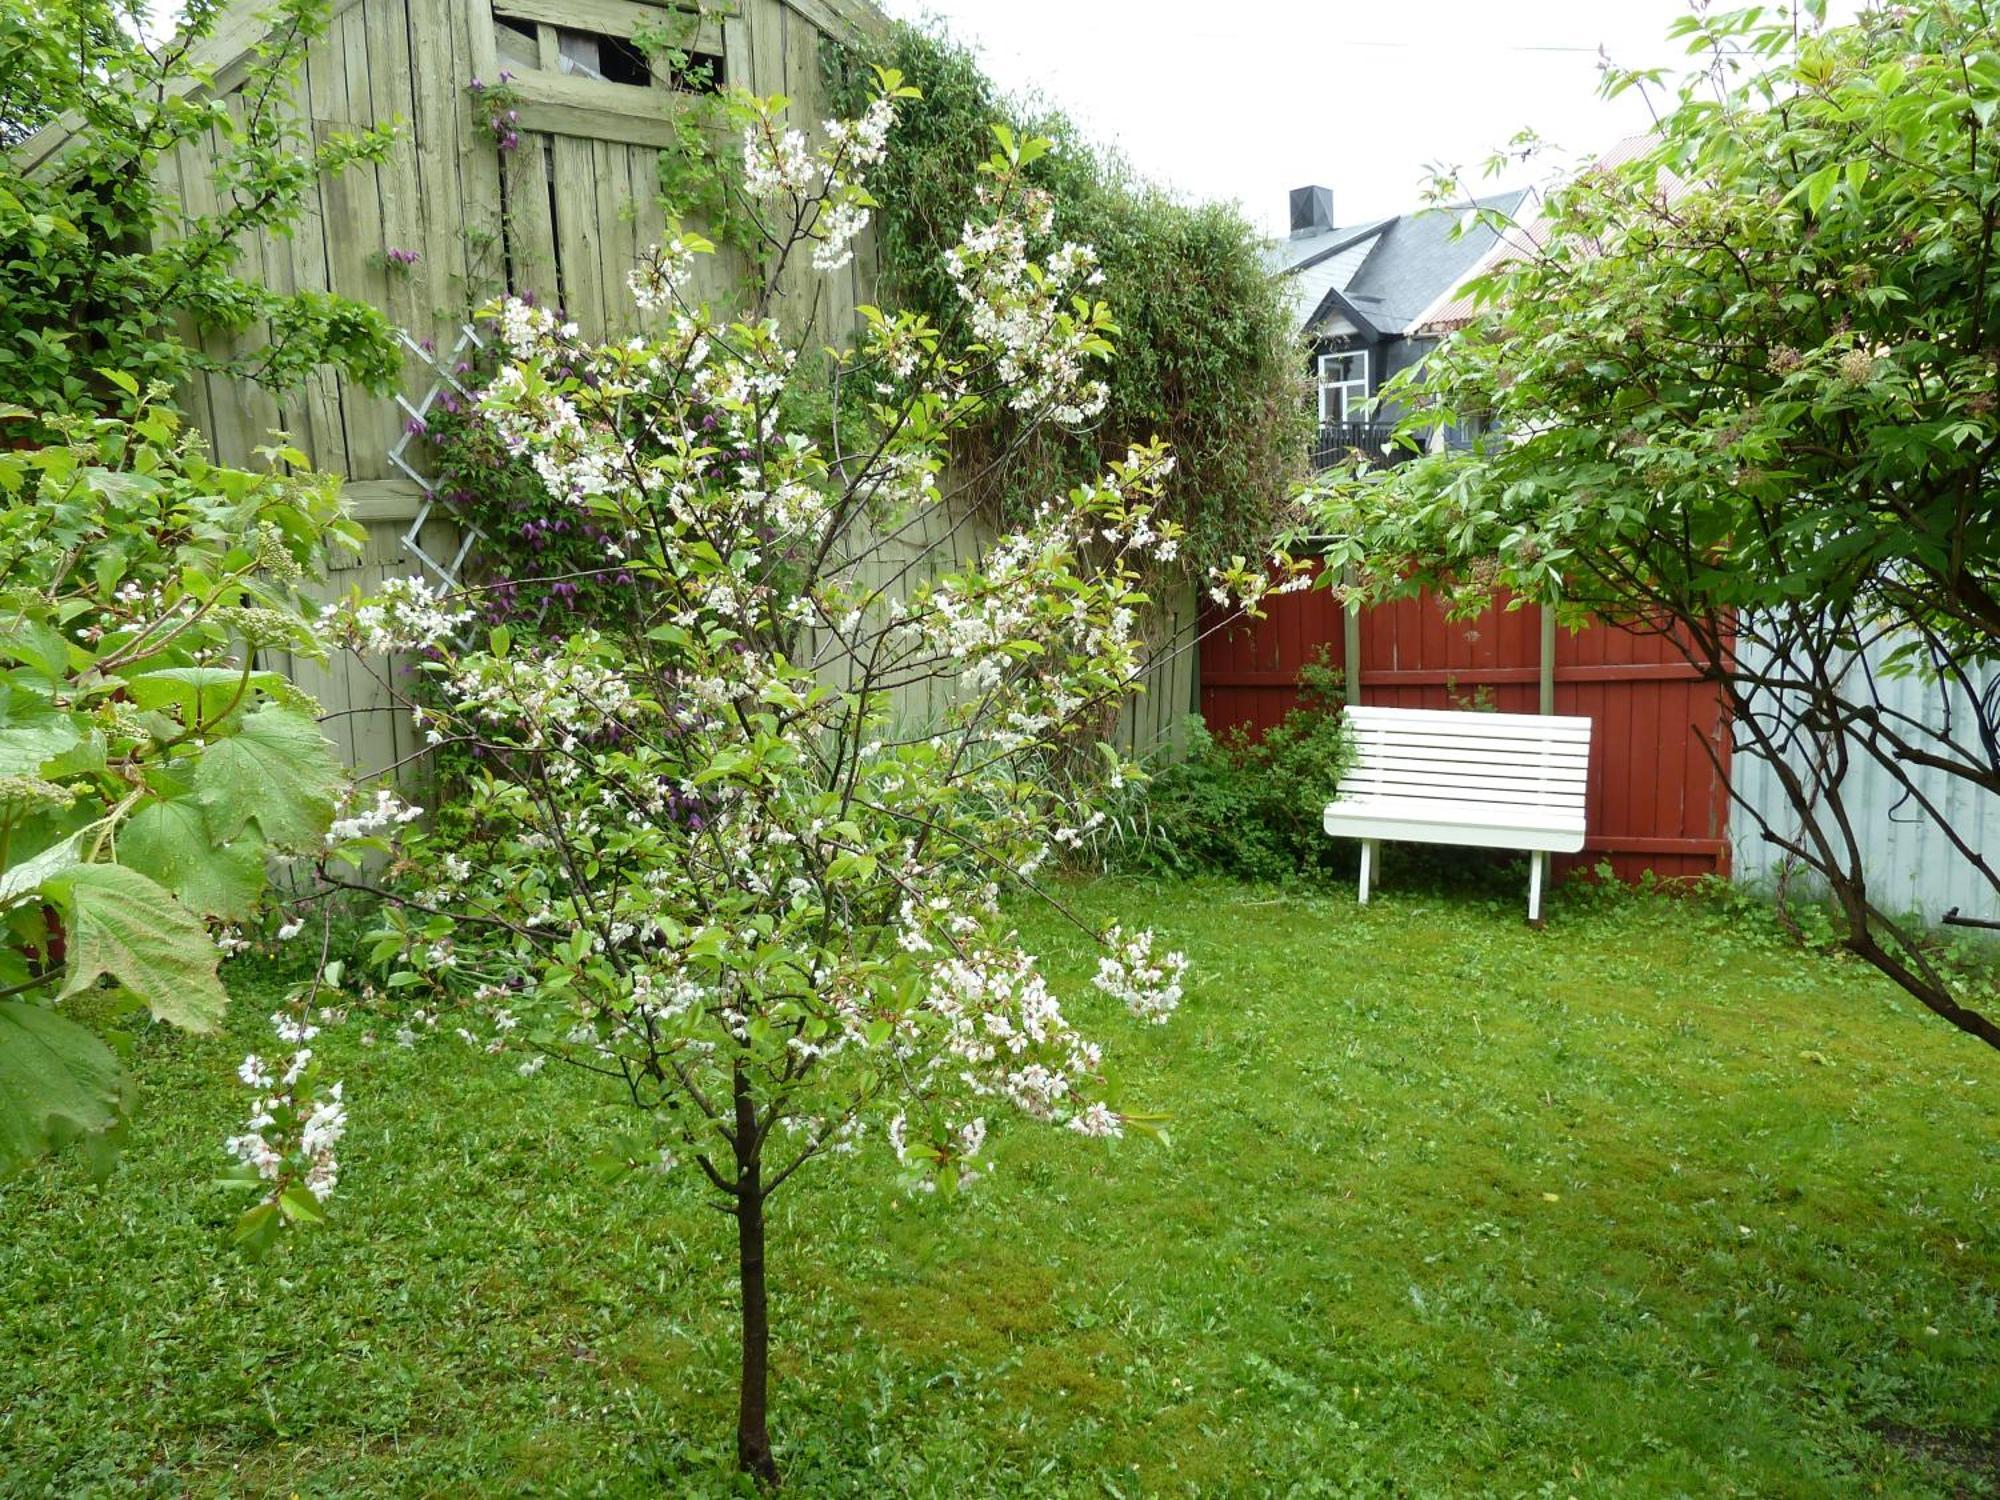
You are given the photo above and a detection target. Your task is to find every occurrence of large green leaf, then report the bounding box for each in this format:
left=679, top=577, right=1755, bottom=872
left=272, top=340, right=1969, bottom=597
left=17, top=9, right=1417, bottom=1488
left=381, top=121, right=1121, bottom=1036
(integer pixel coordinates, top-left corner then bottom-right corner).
left=124, top=666, right=285, bottom=726
left=0, top=830, right=82, bottom=909
left=193, top=704, right=343, bottom=850
left=0, top=1001, right=127, bottom=1180
left=0, top=679, right=80, bottom=775
left=0, top=617, right=74, bottom=685
left=56, top=864, right=227, bottom=1032
left=119, top=798, right=266, bottom=921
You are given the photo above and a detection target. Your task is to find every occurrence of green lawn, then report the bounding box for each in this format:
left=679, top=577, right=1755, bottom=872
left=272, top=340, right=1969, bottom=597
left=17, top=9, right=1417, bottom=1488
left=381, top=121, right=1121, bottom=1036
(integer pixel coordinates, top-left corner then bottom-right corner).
left=4, top=877, right=1998, bottom=1497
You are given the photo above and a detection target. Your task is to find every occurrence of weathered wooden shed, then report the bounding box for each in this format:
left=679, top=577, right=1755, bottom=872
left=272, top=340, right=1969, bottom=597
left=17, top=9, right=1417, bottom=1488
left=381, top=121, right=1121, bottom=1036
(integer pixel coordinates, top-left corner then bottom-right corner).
left=21, top=0, right=893, bottom=769
left=22, top=0, right=1200, bottom=773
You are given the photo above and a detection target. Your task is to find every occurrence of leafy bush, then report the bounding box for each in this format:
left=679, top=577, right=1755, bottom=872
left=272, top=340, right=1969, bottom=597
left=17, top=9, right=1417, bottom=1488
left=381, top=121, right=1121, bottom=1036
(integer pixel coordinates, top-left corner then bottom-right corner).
left=1116, top=655, right=1354, bottom=883
left=0, top=391, right=365, bottom=1210
left=828, top=23, right=1311, bottom=577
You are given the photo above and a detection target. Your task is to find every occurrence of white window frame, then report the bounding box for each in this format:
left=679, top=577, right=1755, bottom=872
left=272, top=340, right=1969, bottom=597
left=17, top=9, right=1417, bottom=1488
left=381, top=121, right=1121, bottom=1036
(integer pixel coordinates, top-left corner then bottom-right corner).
left=1317, top=350, right=1370, bottom=425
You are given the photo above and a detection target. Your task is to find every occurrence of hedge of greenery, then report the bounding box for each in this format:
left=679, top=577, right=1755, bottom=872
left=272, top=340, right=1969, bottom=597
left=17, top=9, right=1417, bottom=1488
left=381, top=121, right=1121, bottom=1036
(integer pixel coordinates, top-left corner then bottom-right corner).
left=829, top=23, right=1310, bottom=578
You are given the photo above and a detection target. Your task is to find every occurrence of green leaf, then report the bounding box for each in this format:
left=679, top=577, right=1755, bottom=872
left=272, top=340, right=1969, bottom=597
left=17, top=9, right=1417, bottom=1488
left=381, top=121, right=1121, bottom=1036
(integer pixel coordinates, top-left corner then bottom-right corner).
left=124, top=666, right=272, bottom=724
left=232, top=1200, right=282, bottom=1259
left=0, top=1000, right=128, bottom=1180
left=0, top=830, right=82, bottom=909
left=0, top=680, right=80, bottom=775
left=194, top=705, right=344, bottom=850
left=0, top=618, right=75, bottom=684
left=56, top=864, right=227, bottom=1032
left=118, top=798, right=266, bottom=921
left=277, top=1181, right=328, bottom=1224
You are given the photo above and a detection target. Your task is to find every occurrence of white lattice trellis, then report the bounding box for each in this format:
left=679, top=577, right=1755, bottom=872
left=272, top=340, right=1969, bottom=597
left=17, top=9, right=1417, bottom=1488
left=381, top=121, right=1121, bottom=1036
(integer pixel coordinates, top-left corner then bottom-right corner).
left=388, top=324, right=487, bottom=590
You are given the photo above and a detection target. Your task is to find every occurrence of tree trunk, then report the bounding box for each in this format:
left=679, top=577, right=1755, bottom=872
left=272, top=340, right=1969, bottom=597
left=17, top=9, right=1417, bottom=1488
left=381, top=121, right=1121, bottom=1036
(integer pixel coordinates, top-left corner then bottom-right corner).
left=733, top=1067, right=777, bottom=1484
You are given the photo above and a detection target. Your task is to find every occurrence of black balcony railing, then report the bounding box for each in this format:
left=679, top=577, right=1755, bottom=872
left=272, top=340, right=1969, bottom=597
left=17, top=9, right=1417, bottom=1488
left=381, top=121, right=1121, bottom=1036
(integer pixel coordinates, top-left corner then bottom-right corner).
left=1311, top=421, right=1404, bottom=471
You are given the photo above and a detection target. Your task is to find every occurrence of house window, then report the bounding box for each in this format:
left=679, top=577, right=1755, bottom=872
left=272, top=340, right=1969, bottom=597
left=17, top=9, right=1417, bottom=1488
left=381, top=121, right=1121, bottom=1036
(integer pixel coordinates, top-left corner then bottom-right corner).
left=1317, top=350, right=1369, bottom=424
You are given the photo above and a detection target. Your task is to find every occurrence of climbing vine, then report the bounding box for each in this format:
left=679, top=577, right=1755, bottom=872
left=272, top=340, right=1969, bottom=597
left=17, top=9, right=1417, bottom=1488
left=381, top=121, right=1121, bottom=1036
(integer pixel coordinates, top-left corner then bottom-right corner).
left=826, top=23, right=1312, bottom=577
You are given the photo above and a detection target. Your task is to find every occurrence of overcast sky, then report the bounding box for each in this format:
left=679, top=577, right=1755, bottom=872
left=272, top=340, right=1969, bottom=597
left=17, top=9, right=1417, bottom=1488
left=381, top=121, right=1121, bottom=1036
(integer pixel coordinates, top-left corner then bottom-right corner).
left=875, top=1, right=1855, bottom=235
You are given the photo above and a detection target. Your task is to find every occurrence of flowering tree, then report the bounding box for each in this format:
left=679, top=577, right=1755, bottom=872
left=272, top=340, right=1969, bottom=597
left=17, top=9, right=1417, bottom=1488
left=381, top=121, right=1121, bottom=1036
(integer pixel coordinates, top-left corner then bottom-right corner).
left=345, top=74, right=1292, bottom=1479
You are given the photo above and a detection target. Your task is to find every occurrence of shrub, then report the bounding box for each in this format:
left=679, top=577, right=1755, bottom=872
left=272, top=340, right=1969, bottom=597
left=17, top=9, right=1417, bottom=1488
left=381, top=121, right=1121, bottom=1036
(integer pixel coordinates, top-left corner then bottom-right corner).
left=1117, top=655, right=1354, bottom=883
left=0, top=392, right=379, bottom=1238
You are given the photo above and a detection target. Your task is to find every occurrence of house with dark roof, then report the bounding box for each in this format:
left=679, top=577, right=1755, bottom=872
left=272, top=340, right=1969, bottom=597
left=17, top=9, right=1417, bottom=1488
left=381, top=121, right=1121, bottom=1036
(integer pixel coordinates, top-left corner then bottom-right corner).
left=1275, top=183, right=1531, bottom=467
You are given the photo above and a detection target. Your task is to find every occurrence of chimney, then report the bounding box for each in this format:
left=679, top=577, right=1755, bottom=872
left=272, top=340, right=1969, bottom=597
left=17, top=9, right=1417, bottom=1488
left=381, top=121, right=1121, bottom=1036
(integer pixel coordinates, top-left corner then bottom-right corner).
left=1290, top=184, right=1334, bottom=239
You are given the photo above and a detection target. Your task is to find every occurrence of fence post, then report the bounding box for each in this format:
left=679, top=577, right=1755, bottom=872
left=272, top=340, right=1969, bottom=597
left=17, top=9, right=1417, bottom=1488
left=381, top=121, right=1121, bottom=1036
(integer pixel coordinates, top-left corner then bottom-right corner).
left=1343, top=570, right=1362, bottom=709
left=1539, top=602, right=1556, bottom=715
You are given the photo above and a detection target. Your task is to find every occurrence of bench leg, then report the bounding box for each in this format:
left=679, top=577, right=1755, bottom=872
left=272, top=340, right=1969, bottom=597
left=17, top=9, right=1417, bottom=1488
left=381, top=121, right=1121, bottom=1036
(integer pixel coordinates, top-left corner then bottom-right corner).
left=1527, top=850, right=1546, bottom=928
left=1358, top=839, right=1378, bottom=905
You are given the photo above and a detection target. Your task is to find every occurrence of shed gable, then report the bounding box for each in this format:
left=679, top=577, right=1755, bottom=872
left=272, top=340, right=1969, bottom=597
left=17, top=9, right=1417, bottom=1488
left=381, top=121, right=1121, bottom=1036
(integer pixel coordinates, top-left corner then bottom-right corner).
left=29, top=0, right=886, bottom=490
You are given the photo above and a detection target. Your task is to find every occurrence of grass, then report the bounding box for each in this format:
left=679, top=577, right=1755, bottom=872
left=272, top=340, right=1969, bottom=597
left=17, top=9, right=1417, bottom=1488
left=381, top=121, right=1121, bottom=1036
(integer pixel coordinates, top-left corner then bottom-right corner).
left=4, top=874, right=1998, bottom=1497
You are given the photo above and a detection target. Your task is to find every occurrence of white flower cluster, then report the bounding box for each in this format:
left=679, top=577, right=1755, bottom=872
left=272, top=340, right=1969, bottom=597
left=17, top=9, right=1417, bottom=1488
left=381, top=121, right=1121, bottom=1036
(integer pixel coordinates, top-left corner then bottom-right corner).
left=1091, top=926, right=1188, bottom=1024
left=824, top=95, right=895, bottom=172
left=333, top=576, right=472, bottom=656
left=887, top=1111, right=989, bottom=1191
left=441, top=639, right=634, bottom=754
left=497, top=297, right=578, bottom=360
left=1206, top=555, right=1315, bottom=614
left=922, top=945, right=1108, bottom=1127
left=484, top=356, right=630, bottom=502
left=627, top=235, right=703, bottom=313
left=945, top=195, right=1110, bottom=426
left=225, top=1010, right=346, bottom=1203
left=740, top=95, right=896, bottom=273
left=812, top=200, right=870, bottom=273
left=742, top=121, right=816, bottom=198
left=327, top=787, right=424, bottom=846
left=813, top=98, right=895, bottom=271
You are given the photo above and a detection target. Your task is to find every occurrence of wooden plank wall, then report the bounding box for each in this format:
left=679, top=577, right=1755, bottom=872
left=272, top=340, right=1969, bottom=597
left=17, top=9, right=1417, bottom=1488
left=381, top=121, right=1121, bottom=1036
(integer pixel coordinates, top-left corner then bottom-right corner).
left=163, top=0, right=502, bottom=482
left=158, top=0, right=1191, bottom=767
left=160, top=0, right=872, bottom=470
left=159, top=0, right=504, bottom=776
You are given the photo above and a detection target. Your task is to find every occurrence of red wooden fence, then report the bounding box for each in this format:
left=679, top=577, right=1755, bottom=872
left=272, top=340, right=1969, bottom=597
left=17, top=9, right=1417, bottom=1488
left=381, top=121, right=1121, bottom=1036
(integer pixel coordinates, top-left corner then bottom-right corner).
left=1199, top=586, right=1731, bottom=882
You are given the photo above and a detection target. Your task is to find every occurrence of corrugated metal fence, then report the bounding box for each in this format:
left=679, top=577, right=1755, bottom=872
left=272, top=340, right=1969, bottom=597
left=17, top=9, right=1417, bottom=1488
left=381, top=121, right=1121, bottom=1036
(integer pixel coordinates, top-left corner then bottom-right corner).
left=1730, top=633, right=2000, bottom=926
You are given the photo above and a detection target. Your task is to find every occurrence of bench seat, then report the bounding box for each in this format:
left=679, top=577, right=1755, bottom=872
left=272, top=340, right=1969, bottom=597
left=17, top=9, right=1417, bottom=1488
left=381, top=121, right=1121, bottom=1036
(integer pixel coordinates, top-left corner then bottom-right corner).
left=1321, top=798, right=1585, bottom=853
left=1322, top=705, right=1593, bottom=923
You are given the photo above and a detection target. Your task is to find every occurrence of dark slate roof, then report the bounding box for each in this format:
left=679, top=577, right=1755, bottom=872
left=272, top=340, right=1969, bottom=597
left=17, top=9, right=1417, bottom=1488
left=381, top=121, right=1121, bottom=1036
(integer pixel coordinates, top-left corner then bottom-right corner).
left=1274, top=219, right=1392, bottom=274
left=1275, top=187, right=1532, bottom=339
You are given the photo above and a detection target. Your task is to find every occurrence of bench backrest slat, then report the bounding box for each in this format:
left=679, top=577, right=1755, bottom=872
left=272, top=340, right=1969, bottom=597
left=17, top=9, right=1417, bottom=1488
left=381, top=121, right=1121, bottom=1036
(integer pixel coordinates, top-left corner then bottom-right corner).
left=1346, top=705, right=1591, bottom=738
left=1337, top=705, right=1593, bottom=813
left=1344, top=769, right=1588, bottom=802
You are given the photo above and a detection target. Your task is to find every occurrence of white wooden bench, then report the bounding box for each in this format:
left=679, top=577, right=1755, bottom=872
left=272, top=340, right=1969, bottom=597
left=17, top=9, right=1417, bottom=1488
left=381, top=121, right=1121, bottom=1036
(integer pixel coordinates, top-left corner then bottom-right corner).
left=1322, top=705, right=1592, bottom=925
